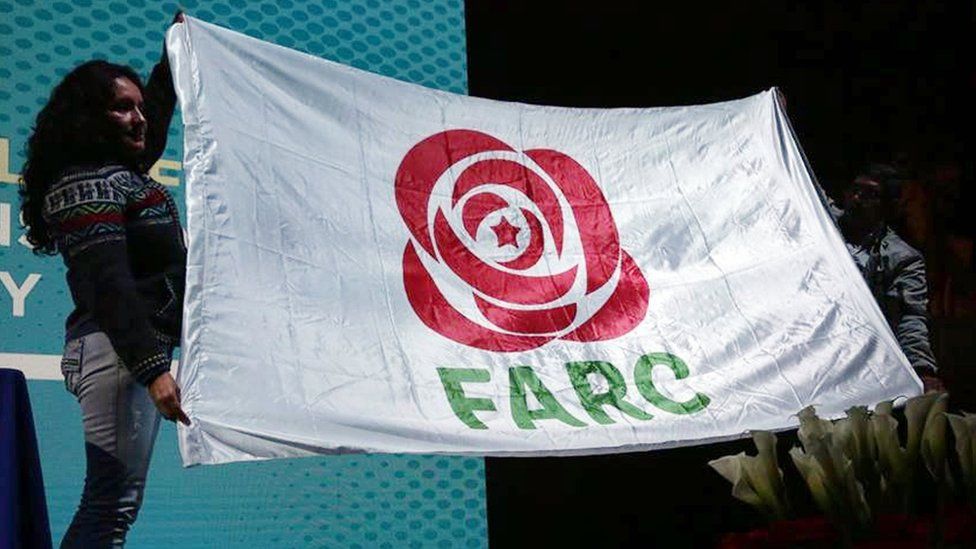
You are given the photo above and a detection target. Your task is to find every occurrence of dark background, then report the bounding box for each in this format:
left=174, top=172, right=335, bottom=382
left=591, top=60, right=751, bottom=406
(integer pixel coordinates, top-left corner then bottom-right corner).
left=467, top=1, right=973, bottom=194
left=465, top=1, right=974, bottom=546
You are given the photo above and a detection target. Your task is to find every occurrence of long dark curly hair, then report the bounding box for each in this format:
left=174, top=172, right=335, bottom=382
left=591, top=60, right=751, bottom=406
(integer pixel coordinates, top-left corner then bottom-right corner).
left=19, top=60, right=144, bottom=255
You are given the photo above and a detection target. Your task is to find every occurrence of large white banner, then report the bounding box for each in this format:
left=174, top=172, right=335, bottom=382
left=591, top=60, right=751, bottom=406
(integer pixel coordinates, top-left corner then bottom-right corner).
left=168, top=18, right=920, bottom=466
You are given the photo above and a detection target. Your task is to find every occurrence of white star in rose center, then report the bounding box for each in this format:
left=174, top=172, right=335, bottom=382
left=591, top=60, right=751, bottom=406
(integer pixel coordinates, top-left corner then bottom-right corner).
left=490, top=216, right=520, bottom=248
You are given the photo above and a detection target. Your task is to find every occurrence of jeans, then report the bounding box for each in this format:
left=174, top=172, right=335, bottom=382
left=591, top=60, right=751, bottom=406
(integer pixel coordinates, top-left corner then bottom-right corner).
left=58, top=332, right=163, bottom=548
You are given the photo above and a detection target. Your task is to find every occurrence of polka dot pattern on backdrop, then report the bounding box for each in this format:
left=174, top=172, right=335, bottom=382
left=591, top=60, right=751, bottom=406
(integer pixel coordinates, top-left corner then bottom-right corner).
left=138, top=443, right=488, bottom=548
left=0, top=0, right=466, bottom=164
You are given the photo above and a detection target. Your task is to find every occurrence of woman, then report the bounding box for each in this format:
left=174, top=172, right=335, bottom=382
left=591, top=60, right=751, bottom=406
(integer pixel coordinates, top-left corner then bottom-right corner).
left=19, top=16, right=188, bottom=548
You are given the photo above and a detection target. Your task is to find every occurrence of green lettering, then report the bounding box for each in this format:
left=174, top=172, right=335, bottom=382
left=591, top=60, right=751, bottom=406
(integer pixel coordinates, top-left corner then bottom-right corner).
left=633, top=353, right=710, bottom=415
left=509, top=366, right=586, bottom=429
left=566, top=361, right=653, bottom=424
left=437, top=368, right=496, bottom=429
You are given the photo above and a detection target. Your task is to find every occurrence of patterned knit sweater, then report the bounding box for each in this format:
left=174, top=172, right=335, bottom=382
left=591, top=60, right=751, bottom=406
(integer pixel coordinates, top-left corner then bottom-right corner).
left=41, top=59, right=184, bottom=386
left=43, top=166, right=186, bottom=385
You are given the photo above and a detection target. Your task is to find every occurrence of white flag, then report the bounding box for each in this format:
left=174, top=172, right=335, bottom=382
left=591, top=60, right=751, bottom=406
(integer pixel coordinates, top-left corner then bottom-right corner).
left=168, top=18, right=920, bottom=466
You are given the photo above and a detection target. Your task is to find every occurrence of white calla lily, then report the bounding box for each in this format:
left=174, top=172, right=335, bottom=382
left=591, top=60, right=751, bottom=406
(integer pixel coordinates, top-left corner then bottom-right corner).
left=920, top=393, right=949, bottom=481
left=708, top=431, right=789, bottom=520
left=870, top=400, right=908, bottom=507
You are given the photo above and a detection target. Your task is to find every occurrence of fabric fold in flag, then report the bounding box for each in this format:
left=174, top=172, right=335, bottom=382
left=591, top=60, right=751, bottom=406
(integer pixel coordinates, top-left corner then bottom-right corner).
left=167, top=17, right=921, bottom=466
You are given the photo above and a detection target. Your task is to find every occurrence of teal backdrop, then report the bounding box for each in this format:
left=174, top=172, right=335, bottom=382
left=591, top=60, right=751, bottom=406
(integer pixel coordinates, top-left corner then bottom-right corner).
left=0, top=1, right=485, bottom=546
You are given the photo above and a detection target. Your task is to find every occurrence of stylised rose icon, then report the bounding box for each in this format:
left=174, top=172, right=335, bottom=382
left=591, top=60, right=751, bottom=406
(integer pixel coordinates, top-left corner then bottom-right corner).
left=396, top=130, right=648, bottom=352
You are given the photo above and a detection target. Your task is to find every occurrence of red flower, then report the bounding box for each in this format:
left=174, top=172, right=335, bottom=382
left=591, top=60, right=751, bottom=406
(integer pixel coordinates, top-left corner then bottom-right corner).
left=396, top=129, right=649, bottom=351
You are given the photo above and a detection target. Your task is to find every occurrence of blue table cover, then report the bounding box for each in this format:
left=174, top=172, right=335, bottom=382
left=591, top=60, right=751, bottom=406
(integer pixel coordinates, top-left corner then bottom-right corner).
left=0, top=369, right=51, bottom=549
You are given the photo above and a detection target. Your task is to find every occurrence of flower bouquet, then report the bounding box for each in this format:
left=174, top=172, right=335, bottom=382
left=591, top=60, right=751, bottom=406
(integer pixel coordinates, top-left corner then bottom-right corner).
left=710, top=393, right=976, bottom=547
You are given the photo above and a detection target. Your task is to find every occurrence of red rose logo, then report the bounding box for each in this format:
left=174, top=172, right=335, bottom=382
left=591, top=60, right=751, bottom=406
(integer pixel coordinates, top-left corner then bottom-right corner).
left=396, top=129, right=649, bottom=352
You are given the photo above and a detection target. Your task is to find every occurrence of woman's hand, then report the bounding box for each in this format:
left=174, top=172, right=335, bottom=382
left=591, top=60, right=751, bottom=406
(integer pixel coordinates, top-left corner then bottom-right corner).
left=148, top=372, right=191, bottom=425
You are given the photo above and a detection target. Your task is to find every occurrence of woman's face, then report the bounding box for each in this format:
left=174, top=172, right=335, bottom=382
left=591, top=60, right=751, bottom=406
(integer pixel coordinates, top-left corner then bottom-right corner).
left=105, top=76, right=146, bottom=159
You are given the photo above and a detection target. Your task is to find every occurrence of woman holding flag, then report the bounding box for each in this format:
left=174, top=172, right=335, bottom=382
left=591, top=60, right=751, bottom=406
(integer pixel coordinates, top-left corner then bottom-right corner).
left=18, top=13, right=188, bottom=547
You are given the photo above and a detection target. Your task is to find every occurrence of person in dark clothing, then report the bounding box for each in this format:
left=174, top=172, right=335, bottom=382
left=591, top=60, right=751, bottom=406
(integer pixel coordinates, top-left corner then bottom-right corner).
left=833, top=164, right=943, bottom=391
left=18, top=14, right=187, bottom=547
